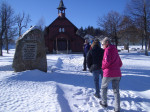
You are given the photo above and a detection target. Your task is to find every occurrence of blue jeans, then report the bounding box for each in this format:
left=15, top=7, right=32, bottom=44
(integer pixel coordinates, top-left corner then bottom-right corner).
left=92, top=70, right=102, bottom=96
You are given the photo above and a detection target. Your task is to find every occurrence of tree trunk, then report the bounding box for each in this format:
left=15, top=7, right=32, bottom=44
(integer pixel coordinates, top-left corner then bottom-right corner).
left=0, top=31, right=5, bottom=56
left=145, top=40, right=148, bottom=55
left=5, top=29, right=9, bottom=53
left=142, top=36, right=144, bottom=50
left=127, top=43, right=129, bottom=53
left=0, top=35, right=2, bottom=56
left=19, top=28, right=21, bottom=37
left=144, top=31, right=148, bottom=56
left=148, top=38, right=150, bottom=51
left=114, top=32, right=118, bottom=49
left=115, top=37, right=118, bottom=49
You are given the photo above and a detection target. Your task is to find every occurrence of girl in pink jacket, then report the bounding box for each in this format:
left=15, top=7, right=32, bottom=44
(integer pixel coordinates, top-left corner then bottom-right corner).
left=100, top=37, right=122, bottom=112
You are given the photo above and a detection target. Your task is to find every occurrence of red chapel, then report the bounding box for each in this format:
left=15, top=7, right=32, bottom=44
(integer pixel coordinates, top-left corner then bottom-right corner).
left=44, top=0, right=84, bottom=53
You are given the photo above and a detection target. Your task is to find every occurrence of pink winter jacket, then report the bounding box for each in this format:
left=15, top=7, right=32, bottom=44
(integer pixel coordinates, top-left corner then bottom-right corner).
left=102, top=44, right=122, bottom=77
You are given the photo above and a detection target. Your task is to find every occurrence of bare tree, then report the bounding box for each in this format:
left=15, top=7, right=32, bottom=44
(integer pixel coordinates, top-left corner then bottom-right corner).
left=4, top=26, right=18, bottom=53
left=135, top=17, right=145, bottom=50
left=16, top=12, right=31, bottom=37
left=98, top=11, right=122, bottom=48
left=3, top=2, right=17, bottom=53
left=126, top=0, right=150, bottom=55
left=0, top=2, right=6, bottom=56
left=0, top=2, right=16, bottom=55
left=36, top=17, right=45, bottom=31
left=119, top=16, right=140, bottom=52
left=119, top=16, right=132, bottom=52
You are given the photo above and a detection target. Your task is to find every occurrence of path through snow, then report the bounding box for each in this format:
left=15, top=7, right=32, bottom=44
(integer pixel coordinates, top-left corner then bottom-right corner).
left=0, top=49, right=150, bottom=112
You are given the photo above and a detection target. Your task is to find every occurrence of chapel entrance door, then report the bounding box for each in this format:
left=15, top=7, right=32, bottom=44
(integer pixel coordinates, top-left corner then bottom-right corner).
left=57, top=39, right=67, bottom=51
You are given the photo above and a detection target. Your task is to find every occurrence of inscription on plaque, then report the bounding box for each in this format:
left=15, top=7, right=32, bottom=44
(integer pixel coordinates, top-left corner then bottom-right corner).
left=23, top=43, right=37, bottom=60
left=26, top=36, right=36, bottom=41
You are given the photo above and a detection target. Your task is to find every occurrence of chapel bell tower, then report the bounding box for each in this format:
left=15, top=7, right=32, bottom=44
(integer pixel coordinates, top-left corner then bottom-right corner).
left=57, top=0, right=66, bottom=17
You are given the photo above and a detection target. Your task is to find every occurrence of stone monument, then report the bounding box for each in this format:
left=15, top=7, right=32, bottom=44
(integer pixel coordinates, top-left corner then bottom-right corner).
left=12, top=26, right=47, bottom=72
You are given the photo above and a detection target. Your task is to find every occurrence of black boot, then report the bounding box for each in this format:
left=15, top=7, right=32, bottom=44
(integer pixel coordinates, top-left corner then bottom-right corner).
left=82, top=69, right=86, bottom=71
left=94, top=93, right=100, bottom=98
left=99, top=101, right=108, bottom=108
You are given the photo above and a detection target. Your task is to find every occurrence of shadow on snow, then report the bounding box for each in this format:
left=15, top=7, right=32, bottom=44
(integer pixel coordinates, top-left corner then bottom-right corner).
left=0, top=65, right=13, bottom=71
left=7, top=69, right=94, bottom=89
left=120, top=68, right=150, bottom=91
left=7, top=66, right=150, bottom=91
left=56, top=85, right=72, bottom=112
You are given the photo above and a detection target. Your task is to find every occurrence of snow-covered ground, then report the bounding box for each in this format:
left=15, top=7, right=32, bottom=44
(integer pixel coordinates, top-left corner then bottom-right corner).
left=0, top=48, right=150, bottom=112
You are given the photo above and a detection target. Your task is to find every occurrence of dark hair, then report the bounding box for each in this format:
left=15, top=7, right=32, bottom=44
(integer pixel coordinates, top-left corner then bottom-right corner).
left=91, top=40, right=100, bottom=48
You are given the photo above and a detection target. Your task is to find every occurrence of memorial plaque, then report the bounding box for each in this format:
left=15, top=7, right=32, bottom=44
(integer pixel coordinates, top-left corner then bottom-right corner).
left=23, top=43, right=37, bottom=60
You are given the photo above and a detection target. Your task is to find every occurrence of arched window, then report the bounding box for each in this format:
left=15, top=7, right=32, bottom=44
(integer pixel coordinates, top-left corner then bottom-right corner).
left=59, top=28, right=61, bottom=32
left=59, top=28, right=65, bottom=32
left=62, top=28, right=65, bottom=32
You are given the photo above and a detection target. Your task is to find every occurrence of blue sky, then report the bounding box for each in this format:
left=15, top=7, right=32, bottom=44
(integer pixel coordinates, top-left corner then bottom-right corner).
left=2, top=0, right=130, bottom=29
